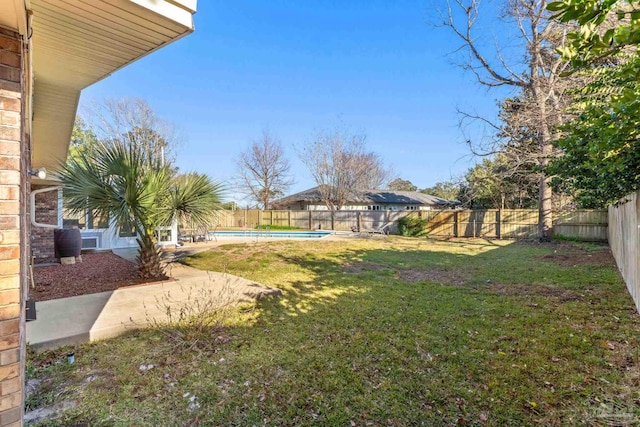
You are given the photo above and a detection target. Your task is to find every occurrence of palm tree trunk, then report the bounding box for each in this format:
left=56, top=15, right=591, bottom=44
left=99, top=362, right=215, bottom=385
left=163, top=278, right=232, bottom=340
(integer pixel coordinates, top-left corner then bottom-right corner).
left=136, top=233, right=165, bottom=279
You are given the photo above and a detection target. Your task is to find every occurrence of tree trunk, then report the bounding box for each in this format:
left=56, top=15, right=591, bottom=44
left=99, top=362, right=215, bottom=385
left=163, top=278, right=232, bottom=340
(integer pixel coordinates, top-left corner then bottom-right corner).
left=538, top=174, right=553, bottom=240
left=136, top=233, right=165, bottom=279
left=531, top=37, right=554, bottom=241
left=537, top=133, right=554, bottom=240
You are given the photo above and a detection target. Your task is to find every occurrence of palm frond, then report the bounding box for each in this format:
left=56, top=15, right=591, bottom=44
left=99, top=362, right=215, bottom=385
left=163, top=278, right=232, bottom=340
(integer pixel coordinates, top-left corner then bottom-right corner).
left=170, top=173, right=225, bottom=229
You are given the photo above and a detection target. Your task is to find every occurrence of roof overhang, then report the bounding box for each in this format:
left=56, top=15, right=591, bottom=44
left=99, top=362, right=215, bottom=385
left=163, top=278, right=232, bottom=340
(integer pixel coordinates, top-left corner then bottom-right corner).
left=0, top=1, right=28, bottom=35
left=27, top=0, right=197, bottom=172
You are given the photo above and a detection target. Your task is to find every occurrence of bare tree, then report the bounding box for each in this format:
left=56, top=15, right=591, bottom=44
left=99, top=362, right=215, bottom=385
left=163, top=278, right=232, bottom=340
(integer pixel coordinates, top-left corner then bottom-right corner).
left=439, top=0, right=574, bottom=239
left=299, top=127, right=392, bottom=210
left=235, top=130, right=294, bottom=210
left=84, top=97, right=179, bottom=166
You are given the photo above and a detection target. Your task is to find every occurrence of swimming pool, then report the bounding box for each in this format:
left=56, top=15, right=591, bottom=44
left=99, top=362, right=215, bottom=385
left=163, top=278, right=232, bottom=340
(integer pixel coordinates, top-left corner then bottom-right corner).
left=208, top=230, right=331, bottom=239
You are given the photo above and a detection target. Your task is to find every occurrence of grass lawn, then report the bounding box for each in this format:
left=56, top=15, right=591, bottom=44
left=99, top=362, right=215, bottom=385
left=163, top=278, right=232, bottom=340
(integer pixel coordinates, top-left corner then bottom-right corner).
left=27, top=237, right=640, bottom=426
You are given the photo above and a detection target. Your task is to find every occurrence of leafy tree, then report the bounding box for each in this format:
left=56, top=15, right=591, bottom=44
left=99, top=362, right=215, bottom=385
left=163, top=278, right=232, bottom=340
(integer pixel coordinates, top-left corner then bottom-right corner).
left=548, top=0, right=640, bottom=205
left=549, top=0, right=640, bottom=66
left=460, top=155, right=538, bottom=209
left=421, top=180, right=461, bottom=201
left=299, top=126, right=392, bottom=210
left=69, top=116, right=100, bottom=162
left=549, top=56, right=639, bottom=207
left=59, top=141, right=223, bottom=279
left=235, top=130, right=294, bottom=209
left=388, top=178, right=418, bottom=192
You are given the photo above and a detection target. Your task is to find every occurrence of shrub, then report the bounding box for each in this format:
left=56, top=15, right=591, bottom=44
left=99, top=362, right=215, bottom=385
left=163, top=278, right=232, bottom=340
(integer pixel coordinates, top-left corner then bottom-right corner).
left=398, top=216, right=428, bottom=237
left=144, top=280, right=236, bottom=355
left=255, top=224, right=300, bottom=230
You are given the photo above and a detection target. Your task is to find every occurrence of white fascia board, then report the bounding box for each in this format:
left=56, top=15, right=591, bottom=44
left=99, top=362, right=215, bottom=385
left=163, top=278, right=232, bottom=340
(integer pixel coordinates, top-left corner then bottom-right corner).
left=167, top=0, right=197, bottom=14
left=128, top=0, right=194, bottom=30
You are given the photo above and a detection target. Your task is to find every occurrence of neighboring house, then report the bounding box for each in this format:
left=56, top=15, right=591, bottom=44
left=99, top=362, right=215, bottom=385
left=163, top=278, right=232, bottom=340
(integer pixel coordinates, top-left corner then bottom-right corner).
left=272, top=186, right=459, bottom=211
left=0, top=1, right=196, bottom=424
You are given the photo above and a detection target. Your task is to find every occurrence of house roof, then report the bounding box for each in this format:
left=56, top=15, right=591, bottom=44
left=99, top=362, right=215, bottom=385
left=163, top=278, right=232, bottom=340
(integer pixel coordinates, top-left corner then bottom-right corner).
left=272, top=186, right=458, bottom=208
left=367, top=191, right=454, bottom=206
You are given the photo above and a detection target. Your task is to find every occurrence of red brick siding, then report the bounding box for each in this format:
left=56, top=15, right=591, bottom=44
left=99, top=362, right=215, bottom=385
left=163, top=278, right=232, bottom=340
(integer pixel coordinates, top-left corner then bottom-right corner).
left=31, top=188, right=57, bottom=260
left=0, top=28, right=24, bottom=426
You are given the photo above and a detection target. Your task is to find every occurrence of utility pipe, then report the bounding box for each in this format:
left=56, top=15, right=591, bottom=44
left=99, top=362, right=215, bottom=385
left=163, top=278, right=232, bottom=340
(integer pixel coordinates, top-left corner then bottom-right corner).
left=30, top=186, right=61, bottom=229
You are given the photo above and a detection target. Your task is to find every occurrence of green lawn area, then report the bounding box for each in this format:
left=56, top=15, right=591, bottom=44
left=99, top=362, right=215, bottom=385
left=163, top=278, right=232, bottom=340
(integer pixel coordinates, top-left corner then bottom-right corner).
left=27, top=237, right=640, bottom=426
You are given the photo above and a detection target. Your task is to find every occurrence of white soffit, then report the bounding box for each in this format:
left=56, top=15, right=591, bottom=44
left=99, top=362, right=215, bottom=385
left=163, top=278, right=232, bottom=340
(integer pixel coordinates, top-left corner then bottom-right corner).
left=29, top=0, right=196, bottom=171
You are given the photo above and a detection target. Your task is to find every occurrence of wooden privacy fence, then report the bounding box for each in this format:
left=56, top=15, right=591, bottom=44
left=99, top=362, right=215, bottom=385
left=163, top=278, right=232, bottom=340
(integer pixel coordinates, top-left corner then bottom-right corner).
left=408, top=209, right=608, bottom=240
left=215, top=209, right=608, bottom=241
left=608, top=191, right=640, bottom=312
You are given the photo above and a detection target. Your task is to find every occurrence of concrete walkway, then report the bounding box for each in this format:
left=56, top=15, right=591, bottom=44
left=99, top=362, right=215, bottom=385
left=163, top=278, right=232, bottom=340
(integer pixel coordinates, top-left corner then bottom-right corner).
left=26, top=244, right=282, bottom=350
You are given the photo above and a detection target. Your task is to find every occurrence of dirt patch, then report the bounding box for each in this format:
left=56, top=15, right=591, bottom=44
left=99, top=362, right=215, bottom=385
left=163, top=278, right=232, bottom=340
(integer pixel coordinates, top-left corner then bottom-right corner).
left=396, top=268, right=468, bottom=286
left=535, top=244, right=616, bottom=268
left=343, top=260, right=469, bottom=286
left=487, top=282, right=607, bottom=303
left=31, top=252, right=169, bottom=302
left=538, top=250, right=615, bottom=267
left=599, top=340, right=640, bottom=411
left=342, top=261, right=386, bottom=274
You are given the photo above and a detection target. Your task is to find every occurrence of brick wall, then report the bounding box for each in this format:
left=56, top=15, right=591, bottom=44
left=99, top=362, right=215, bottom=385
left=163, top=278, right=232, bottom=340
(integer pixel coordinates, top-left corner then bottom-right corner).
left=0, top=28, right=25, bottom=426
left=31, top=188, right=58, bottom=261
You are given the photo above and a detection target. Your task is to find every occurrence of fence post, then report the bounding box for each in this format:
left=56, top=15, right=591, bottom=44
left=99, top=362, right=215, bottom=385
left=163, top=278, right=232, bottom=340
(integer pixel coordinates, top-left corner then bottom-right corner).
left=497, top=209, right=501, bottom=239
left=454, top=211, right=458, bottom=238
left=308, top=211, right=312, bottom=230
left=357, top=211, right=362, bottom=232
left=288, top=210, right=291, bottom=228
left=244, top=209, right=247, bottom=229
left=331, top=210, right=335, bottom=230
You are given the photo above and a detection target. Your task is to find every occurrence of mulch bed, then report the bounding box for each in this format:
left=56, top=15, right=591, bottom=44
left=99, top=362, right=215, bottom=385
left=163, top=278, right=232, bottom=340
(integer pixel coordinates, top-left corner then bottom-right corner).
left=30, top=252, right=169, bottom=302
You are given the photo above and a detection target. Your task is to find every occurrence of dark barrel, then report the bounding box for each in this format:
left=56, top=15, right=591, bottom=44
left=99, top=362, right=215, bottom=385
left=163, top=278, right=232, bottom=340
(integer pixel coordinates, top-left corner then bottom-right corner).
left=54, top=228, right=82, bottom=258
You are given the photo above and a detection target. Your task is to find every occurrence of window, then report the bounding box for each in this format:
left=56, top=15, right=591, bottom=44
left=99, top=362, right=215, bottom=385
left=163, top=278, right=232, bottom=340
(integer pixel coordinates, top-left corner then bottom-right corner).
left=119, top=222, right=136, bottom=238
left=63, top=209, right=84, bottom=229
left=87, top=210, right=109, bottom=229
left=63, top=209, right=108, bottom=230
left=157, top=228, right=172, bottom=242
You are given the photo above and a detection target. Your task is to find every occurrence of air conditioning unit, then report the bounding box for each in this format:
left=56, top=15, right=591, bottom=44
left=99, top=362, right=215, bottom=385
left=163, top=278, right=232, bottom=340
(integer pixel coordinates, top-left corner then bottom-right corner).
left=81, top=237, right=99, bottom=249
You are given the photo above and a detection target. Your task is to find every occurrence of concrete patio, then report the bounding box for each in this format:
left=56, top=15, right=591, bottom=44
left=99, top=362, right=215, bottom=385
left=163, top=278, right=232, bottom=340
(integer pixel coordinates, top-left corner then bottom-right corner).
left=26, top=244, right=282, bottom=350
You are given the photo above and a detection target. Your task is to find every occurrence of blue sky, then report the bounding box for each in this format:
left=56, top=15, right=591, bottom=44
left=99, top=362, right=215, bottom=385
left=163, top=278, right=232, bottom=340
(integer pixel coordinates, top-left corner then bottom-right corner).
left=80, top=1, right=515, bottom=203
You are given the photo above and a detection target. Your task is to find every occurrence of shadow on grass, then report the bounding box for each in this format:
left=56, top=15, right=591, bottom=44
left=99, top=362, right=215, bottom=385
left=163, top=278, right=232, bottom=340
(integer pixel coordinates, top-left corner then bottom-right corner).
left=186, top=238, right=636, bottom=425
left=32, top=238, right=639, bottom=427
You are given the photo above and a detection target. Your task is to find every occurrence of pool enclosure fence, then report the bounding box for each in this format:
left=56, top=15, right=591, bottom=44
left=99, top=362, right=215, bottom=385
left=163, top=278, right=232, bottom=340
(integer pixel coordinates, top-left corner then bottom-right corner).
left=215, top=209, right=608, bottom=241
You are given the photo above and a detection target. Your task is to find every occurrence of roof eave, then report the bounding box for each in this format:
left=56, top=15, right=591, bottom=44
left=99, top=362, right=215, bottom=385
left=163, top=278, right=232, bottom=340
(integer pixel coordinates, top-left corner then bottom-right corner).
left=29, top=0, right=197, bottom=171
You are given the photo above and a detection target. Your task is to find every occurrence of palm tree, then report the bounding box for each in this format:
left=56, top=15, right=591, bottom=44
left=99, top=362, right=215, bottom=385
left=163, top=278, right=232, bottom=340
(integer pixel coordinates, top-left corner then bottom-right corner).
left=58, top=140, right=223, bottom=279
